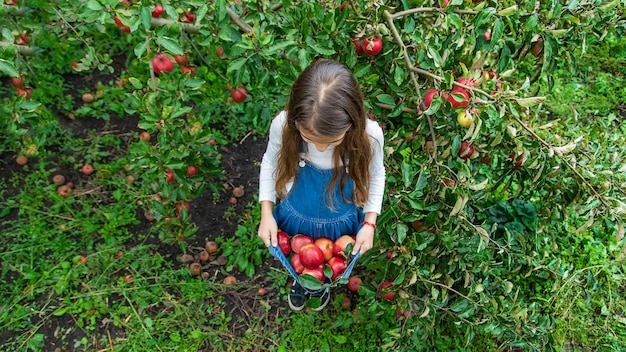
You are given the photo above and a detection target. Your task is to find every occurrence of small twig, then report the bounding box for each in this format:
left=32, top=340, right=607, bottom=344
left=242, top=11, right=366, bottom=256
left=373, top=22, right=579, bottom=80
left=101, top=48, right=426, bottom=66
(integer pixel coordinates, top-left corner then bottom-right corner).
left=375, top=102, right=417, bottom=113
left=418, top=278, right=478, bottom=305
left=384, top=10, right=439, bottom=164
left=180, top=30, right=228, bottom=82
left=388, top=6, right=477, bottom=20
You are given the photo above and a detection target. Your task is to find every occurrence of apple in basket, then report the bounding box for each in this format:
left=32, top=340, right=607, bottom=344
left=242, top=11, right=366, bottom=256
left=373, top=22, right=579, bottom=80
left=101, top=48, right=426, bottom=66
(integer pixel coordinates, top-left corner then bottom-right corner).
left=291, top=234, right=314, bottom=253
left=333, top=235, right=356, bottom=258
left=277, top=231, right=291, bottom=255
left=299, top=244, right=325, bottom=269
left=327, top=256, right=347, bottom=280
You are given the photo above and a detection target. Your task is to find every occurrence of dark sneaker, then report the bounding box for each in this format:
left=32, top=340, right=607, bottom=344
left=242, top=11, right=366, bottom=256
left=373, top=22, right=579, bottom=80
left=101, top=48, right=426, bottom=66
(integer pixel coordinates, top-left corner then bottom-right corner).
left=288, top=281, right=307, bottom=311
left=310, top=283, right=331, bottom=311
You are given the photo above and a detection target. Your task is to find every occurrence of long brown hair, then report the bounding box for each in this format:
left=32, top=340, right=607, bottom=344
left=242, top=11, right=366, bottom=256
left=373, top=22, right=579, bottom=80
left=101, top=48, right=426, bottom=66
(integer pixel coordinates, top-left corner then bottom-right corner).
left=275, top=59, right=372, bottom=206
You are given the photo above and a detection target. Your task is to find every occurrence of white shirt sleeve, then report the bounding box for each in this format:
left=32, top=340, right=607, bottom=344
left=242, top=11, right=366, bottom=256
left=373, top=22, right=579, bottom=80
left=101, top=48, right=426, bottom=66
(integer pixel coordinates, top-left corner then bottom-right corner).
left=258, top=111, right=287, bottom=204
left=363, top=119, right=386, bottom=215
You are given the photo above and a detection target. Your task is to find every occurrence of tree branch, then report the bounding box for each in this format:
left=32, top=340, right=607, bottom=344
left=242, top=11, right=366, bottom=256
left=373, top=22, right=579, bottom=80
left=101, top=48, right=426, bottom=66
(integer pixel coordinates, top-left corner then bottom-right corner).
left=511, top=115, right=610, bottom=209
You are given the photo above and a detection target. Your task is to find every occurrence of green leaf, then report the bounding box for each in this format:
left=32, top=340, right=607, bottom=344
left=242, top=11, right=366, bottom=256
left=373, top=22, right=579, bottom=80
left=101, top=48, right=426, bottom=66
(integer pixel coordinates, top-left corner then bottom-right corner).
left=133, top=41, right=147, bottom=58
left=227, top=57, right=248, bottom=75
left=473, top=7, right=496, bottom=28
left=267, top=40, right=296, bottom=53
left=427, top=47, right=443, bottom=68
left=450, top=299, right=469, bottom=312
left=156, top=37, right=183, bottom=56
left=0, top=59, right=18, bottom=77
left=376, top=94, right=396, bottom=105
left=299, top=275, right=323, bottom=290
left=514, top=96, right=546, bottom=107
left=306, top=40, right=336, bottom=56
left=85, top=0, right=103, bottom=10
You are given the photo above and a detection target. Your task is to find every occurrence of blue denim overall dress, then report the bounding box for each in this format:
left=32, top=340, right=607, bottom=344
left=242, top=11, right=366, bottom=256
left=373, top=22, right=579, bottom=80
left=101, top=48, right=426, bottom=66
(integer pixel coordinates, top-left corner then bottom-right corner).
left=272, top=154, right=364, bottom=242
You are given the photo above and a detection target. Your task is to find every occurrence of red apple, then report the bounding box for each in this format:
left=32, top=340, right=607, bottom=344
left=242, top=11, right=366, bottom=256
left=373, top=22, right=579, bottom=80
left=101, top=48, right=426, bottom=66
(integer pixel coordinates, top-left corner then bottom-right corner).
left=510, top=152, right=527, bottom=167
left=175, top=55, right=188, bottom=66
left=484, top=30, right=491, bottom=41
left=187, top=165, right=198, bottom=177
left=302, top=265, right=325, bottom=284
left=151, top=4, right=164, bottom=17
left=165, top=168, right=175, bottom=183
left=327, top=256, right=346, bottom=280
left=10, top=77, right=24, bottom=88
left=183, top=11, right=195, bottom=23
left=181, top=66, right=196, bottom=77
left=176, top=201, right=190, bottom=216
left=314, top=238, right=334, bottom=262
left=363, top=37, right=383, bottom=56
left=421, top=89, right=440, bottom=111
left=379, top=281, right=396, bottom=300
left=16, top=88, right=32, bottom=99
left=531, top=38, right=544, bottom=56
left=299, top=244, right=325, bottom=269
left=82, top=164, right=94, bottom=175
left=217, top=47, right=225, bottom=59
left=231, top=86, right=248, bottom=103
left=291, top=253, right=304, bottom=274
left=152, top=54, right=174, bottom=75
left=277, top=231, right=291, bottom=256
left=333, top=235, right=356, bottom=258
left=447, top=87, right=470, bottom=109
left=291, top=234, right=314, bottom=254
left=458, top=141, right=475, bottom=160
left=348, top=277, right=362, bottom=292
left=352, top=39, right=364, bottom=55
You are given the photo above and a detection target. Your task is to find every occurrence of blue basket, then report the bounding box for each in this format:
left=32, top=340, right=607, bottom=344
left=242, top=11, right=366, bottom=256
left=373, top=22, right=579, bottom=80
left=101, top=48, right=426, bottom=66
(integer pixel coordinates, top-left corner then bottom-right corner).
left=268, top=244, right=360, bottom=295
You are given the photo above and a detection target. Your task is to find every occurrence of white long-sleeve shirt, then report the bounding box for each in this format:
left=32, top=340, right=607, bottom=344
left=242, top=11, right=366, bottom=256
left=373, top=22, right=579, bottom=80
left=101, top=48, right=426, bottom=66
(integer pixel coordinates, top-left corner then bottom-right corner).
left=259, top=111, right=386, bottom=214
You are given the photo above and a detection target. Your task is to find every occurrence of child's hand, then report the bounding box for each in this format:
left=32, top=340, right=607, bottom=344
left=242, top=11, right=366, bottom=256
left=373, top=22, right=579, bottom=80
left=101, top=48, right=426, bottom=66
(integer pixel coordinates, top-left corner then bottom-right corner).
left=353, top=225, right=374, bottom=255
left=258, top=215, right=278, bottom=247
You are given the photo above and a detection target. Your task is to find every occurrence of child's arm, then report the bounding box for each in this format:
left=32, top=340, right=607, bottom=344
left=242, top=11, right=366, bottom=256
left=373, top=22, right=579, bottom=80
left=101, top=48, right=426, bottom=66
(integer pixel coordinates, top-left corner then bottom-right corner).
left=258, top=200, right=278, bottom=247
left=353, top=212, right=377, bottom=255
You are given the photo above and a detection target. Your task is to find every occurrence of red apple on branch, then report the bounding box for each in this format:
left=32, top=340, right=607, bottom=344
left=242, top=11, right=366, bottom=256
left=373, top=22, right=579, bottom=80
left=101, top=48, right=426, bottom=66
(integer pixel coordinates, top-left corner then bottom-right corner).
left=379, top=281, right=396, bottom=300
left=175, top=55, right=188, bottom=66
left=152, top=54, right=174, bottom=75
left=363, top=37, right=383, bottom=56
left=10, top=77, right=24, bottom=88
left=151, top=4, right=164, bottom=17
left=352, top=39, right=364, bottom=55
left=447, top=87, right=470, bottom=109
left=458, top=141, right=475, bottom=160
left=231, top=87, right=248, bottom=103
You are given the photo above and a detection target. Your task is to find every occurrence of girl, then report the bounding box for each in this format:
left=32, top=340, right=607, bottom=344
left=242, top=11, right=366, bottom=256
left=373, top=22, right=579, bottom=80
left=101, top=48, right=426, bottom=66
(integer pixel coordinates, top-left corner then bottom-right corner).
left=257, top=59, right=386, bottom=311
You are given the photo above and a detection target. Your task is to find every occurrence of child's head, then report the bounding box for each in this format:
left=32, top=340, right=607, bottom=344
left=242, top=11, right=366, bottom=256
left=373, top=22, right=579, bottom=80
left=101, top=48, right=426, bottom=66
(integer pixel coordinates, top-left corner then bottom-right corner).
left=276, top=59, right=373, bottom=206
left=286, top=59, right=366, bottom=142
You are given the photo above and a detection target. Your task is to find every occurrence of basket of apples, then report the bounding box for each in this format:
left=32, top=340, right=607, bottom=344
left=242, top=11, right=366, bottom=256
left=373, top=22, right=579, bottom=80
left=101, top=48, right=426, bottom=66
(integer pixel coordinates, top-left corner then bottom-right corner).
left=268, top=231, right=359, bottom=295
